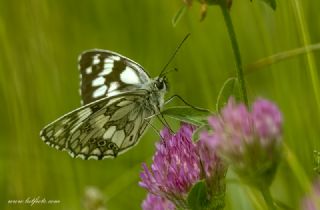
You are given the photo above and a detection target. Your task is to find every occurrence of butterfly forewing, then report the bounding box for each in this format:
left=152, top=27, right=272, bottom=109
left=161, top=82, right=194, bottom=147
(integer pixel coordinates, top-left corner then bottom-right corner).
left=40, top=92, right=153, bottom=159
left=41, top=49, right=167, bottom=159
left=79, top=49, right=151, bottom=105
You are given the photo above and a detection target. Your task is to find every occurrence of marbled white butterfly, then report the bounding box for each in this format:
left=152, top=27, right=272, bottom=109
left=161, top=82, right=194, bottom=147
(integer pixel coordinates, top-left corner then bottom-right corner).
left=40, top=49, right=170, bottom=159
left=40, top=34, right=190, bottom=160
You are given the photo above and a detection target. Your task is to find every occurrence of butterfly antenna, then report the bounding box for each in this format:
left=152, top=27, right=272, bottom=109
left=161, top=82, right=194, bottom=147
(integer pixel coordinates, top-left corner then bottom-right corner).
left=163, top=67, right=178, bottom=77
left=159, top=33, right=191, bottom=77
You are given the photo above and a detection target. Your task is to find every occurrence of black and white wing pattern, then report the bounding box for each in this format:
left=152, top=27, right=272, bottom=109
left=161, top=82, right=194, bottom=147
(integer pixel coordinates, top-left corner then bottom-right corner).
left=40, top=92, right=153, bottom=159
left=79, top=49, right=151, bottom=105
left=40, top=49, right=168, bottom=159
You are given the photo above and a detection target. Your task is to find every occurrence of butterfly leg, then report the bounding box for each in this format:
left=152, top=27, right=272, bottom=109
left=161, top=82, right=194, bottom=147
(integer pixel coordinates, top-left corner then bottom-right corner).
left=144, top=114, right=173, bottom=133
left=165, top=94, right=207, bottom=112
left=144, top=119, right=162, bottom=138
left=156, top=114, right=173, bottom=133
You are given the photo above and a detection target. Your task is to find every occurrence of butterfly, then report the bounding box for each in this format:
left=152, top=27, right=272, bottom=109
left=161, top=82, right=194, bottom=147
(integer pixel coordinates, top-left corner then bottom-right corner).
left=40, top=49, right=169, bottom=160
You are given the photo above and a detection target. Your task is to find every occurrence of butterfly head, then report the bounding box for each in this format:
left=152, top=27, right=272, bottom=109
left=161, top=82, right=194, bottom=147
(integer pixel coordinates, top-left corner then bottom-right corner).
left=155, top=76, right=169, bottom=92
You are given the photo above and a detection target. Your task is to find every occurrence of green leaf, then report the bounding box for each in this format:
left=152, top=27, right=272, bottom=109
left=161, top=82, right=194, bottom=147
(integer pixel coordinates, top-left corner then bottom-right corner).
left=161, top=106, right=212, bottom=126
left=246, top=43, right=320, bottom=72
left=187, top=180, right=209, bottom=210
left=258, top=0, right=277, bottom=10
left=172, top=5, right=187, bottom=27
left=216, top=77, right=240, bottom=112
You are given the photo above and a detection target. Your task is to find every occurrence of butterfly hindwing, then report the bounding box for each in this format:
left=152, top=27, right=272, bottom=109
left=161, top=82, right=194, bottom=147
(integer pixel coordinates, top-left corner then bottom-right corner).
left=40, top=92, right=153, bottom=159
left=41, top=48, right=168, bottom=159
left=78, top=49, right=151, bottom=105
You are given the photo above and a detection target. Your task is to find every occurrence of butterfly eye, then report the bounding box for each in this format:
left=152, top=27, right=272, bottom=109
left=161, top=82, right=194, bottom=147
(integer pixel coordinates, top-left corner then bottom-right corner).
left=155, top=81, right=165, bottom=90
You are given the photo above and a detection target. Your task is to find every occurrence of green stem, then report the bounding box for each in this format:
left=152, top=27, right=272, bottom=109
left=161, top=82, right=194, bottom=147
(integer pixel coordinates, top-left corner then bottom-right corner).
left=219, top=3, right=248, bottom=106
left=260, top=187, right=276, bottom=210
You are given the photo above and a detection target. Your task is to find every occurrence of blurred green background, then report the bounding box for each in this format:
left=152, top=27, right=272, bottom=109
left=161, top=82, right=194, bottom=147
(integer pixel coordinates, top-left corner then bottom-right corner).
left=1, top=0, right=320, bottom=209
